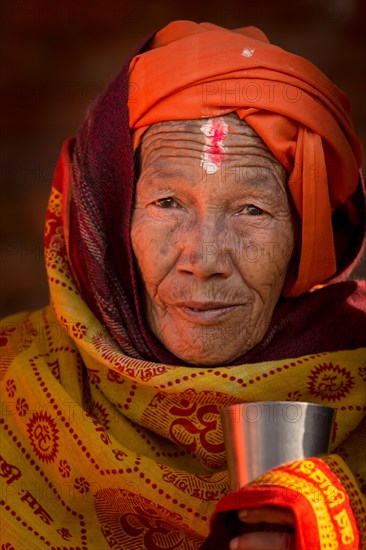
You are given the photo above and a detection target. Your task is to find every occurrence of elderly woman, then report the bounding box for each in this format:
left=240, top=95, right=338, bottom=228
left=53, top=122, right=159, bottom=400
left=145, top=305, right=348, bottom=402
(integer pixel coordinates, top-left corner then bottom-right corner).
left=1, top=21, right=365, bottom=550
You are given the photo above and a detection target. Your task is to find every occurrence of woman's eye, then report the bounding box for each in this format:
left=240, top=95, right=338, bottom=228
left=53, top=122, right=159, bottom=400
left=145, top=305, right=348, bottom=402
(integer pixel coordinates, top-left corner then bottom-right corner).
left=154, top=197, right=179, bottom=208
left=242, top=204, right=264, bottom=216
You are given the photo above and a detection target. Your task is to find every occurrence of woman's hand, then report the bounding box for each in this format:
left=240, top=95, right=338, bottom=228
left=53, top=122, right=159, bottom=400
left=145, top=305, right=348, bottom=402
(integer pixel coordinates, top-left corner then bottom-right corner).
left=229, top=506, right=296, bottom=550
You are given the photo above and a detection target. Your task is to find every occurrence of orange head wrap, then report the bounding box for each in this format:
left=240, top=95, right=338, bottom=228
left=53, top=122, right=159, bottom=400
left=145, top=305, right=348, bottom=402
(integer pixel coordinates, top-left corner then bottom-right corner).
left=127, top=21, right=363, bottom=296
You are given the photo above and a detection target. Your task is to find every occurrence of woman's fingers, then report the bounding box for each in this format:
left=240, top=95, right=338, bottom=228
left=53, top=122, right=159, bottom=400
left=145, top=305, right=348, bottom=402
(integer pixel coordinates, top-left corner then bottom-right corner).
left=230, top=507, right=296, bottom=549
left=230, top=531, right=295, bottom=550
left=238, top=506, right=295, bottom=527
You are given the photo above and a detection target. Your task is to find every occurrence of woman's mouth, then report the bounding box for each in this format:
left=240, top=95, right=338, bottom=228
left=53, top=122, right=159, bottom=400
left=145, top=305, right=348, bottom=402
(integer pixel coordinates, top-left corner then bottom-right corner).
left=172, top=301, right=244, bottom=324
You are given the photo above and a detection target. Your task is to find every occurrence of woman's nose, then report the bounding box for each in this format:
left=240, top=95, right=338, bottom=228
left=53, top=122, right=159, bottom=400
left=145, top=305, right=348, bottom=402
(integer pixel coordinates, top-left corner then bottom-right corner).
left=175, top=215, right=233, bottom=280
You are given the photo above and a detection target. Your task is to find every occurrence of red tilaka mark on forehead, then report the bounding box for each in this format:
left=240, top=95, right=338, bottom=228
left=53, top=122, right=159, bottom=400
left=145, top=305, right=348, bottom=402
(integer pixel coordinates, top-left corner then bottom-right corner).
left=200, top=117, right=228, bottom=174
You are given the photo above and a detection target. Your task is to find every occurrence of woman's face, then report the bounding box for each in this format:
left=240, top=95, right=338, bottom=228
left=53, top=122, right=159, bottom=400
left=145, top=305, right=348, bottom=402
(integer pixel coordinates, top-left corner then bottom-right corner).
left=131, top=114, right=295, bottom=365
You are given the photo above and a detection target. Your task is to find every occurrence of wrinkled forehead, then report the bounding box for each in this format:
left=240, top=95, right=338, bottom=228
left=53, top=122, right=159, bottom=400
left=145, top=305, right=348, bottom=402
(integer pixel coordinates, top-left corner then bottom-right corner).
left=138, top=113, right=285, bottom=174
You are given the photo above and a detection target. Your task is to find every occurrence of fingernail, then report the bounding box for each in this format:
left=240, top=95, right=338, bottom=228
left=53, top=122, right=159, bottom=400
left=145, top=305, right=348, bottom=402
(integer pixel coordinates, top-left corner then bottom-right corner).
left=238, top=508, right=248, bottom=520
left=229, top=537, right=239, bottom=550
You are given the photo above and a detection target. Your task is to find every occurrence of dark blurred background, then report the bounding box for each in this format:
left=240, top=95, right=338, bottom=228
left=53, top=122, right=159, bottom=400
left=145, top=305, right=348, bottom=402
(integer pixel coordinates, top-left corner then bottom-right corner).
left=1, top=0, right=365, bottom=317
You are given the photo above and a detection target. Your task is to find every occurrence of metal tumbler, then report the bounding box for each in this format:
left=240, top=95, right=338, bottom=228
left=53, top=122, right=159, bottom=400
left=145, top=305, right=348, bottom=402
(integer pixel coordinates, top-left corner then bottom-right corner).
left=220, top=401, right=336, bottom=491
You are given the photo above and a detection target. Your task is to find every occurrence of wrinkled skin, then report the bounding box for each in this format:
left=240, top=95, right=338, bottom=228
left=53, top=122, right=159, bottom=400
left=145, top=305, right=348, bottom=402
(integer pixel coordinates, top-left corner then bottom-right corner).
left=131, top=114, right=297, bottom=548
left=131, top=113, right=295, bottom=367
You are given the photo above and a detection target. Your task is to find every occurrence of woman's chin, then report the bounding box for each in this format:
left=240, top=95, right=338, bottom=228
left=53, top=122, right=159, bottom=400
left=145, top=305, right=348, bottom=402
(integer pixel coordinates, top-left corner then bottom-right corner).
left=165, top=342, right=249, bottom=367
left=152, top=317, right=267, bottom=366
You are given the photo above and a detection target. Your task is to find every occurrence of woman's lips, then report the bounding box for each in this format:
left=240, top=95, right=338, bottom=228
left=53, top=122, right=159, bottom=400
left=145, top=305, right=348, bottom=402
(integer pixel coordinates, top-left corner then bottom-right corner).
left=171, top=302, right=244, bottom=324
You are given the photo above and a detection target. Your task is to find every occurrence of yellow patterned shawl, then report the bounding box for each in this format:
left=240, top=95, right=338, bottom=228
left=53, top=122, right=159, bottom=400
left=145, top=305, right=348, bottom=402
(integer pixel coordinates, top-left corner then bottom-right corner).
left=1, top=147, right=366, bottom=549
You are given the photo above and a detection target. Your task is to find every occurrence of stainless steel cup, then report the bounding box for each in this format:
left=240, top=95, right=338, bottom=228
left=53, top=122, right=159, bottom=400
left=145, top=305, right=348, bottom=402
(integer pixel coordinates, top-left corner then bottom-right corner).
left=220, top=401, right=336, bottom=491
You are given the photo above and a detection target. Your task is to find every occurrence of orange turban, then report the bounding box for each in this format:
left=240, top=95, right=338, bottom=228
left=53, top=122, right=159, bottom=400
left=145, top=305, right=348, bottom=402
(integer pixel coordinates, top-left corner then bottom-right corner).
left=127, top=21, right=362, bottom=297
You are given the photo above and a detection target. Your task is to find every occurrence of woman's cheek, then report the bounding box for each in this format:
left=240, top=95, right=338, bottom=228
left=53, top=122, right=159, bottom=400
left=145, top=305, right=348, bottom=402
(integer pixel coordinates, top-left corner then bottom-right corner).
left=279, top=224, right=295, bottom=268
left=131, top=212, right=167, bottom=258
left=131, top=218, right=178, bottom=287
